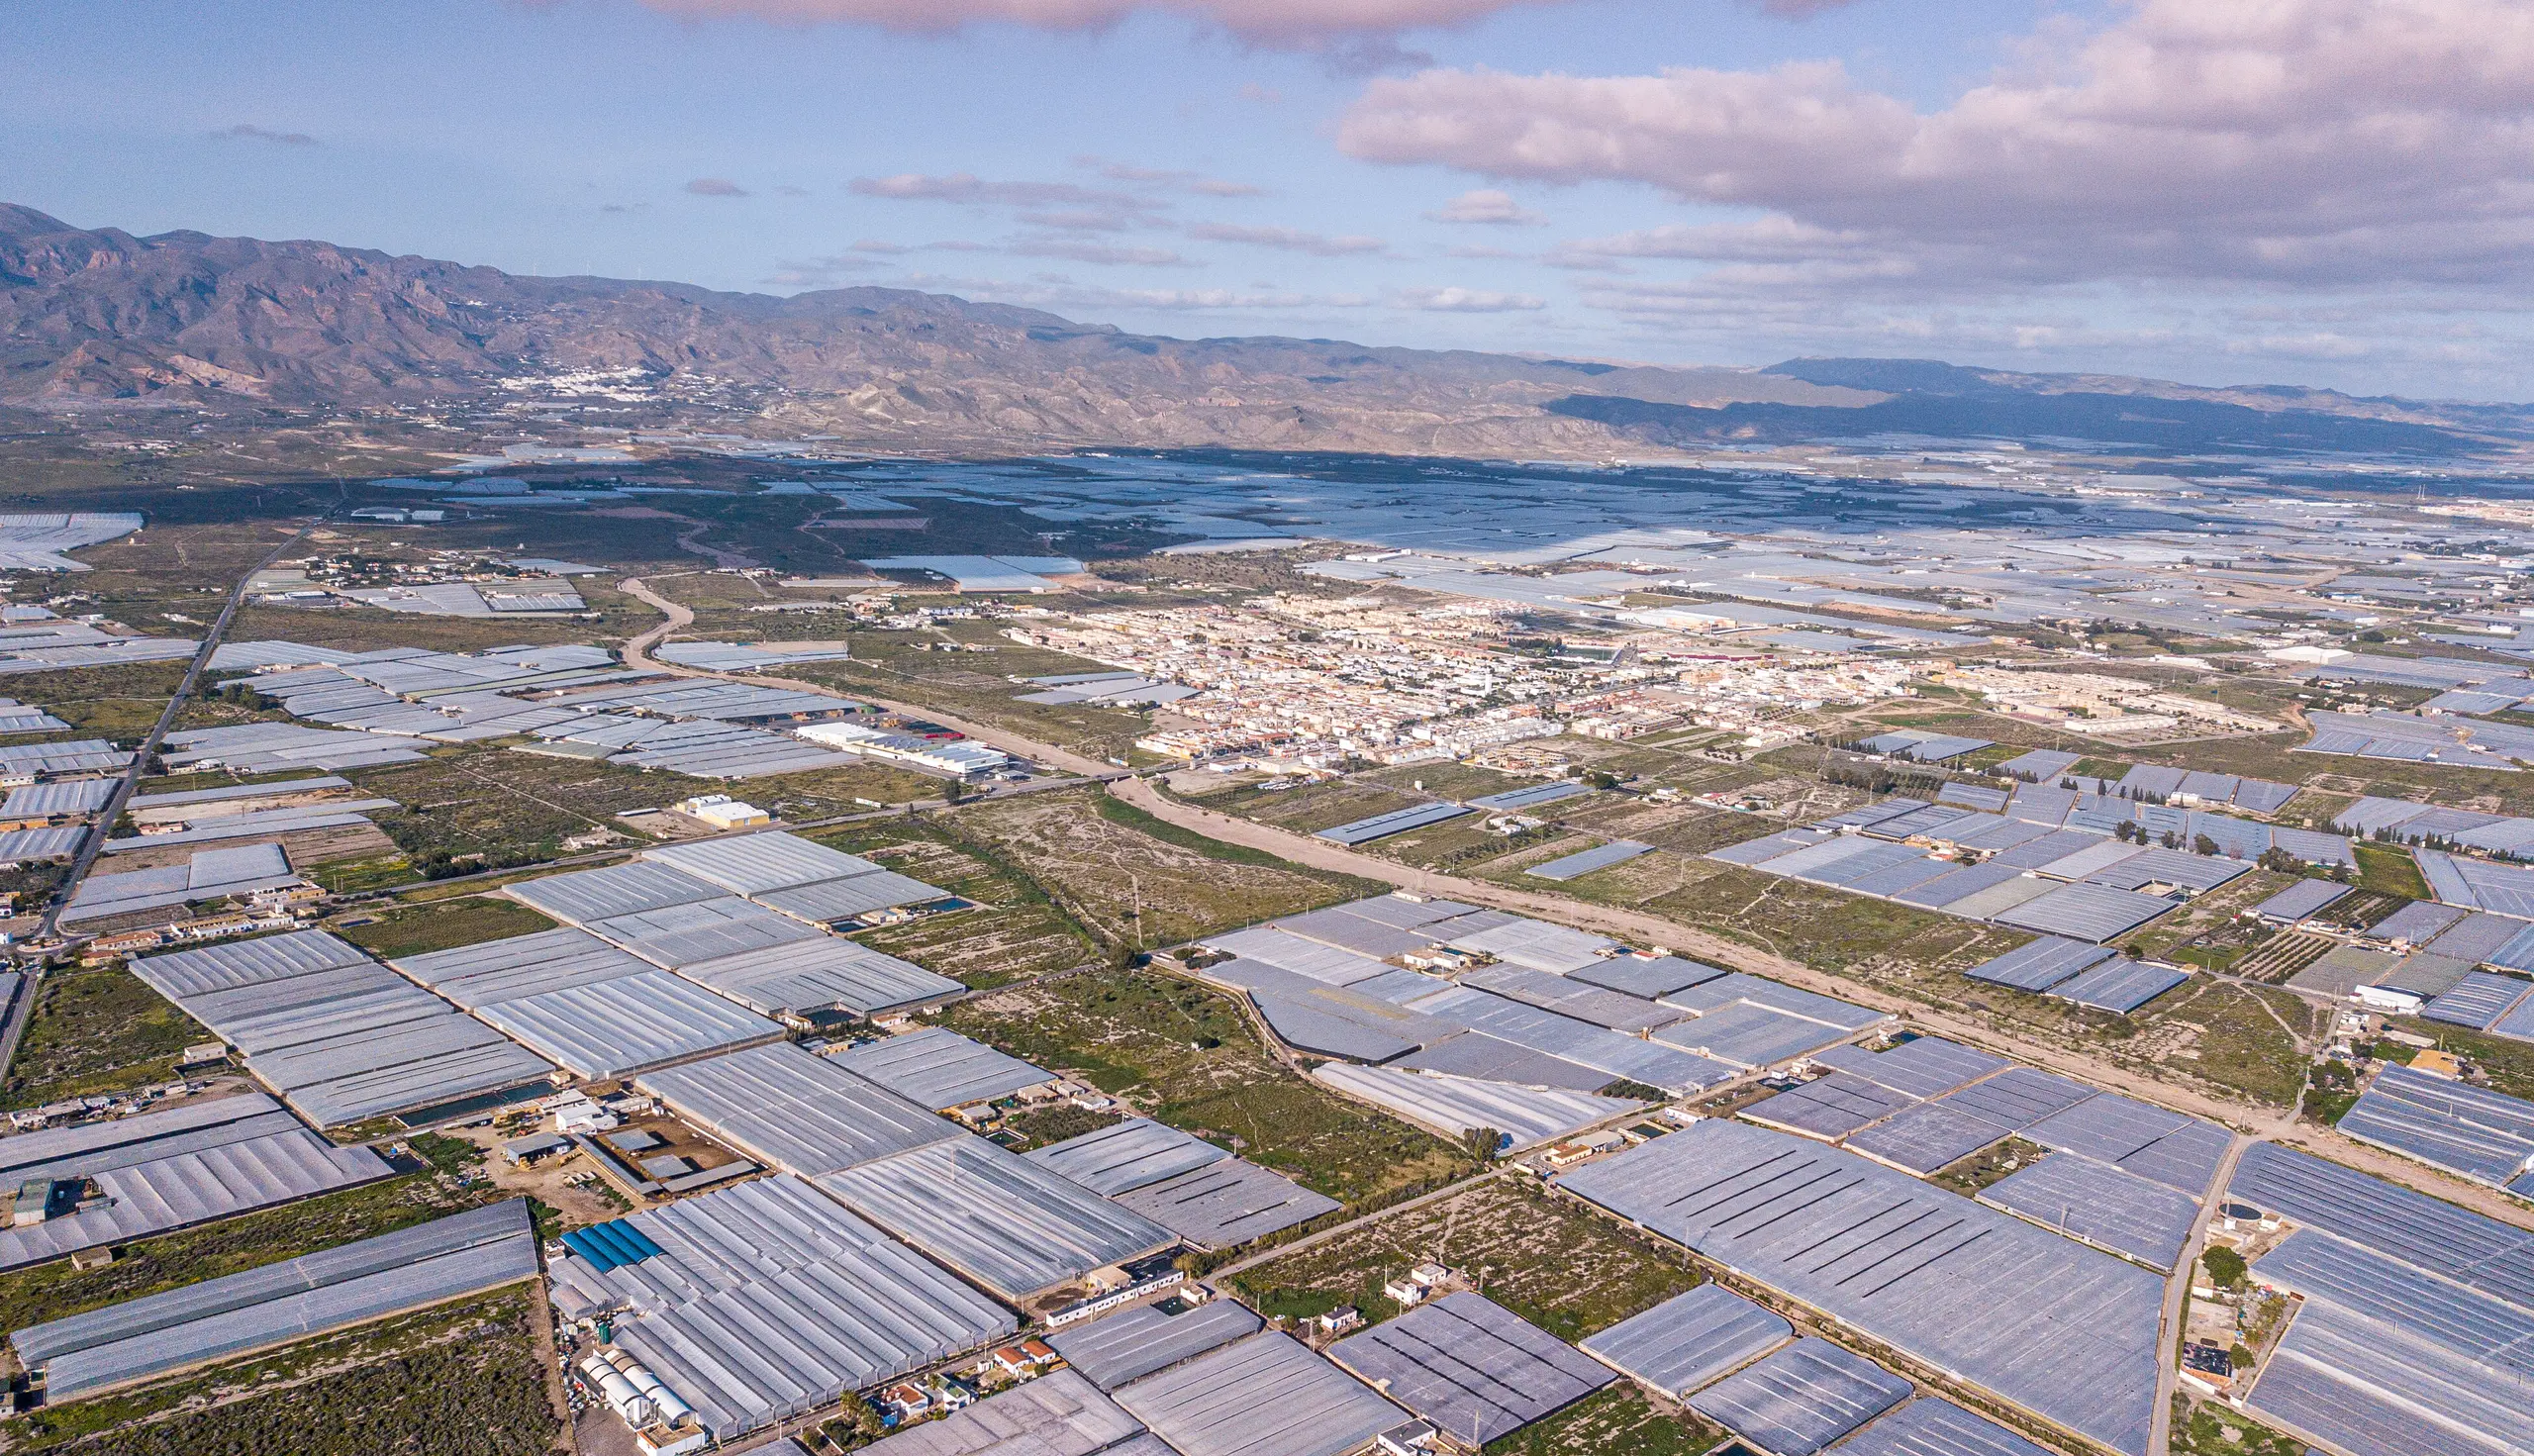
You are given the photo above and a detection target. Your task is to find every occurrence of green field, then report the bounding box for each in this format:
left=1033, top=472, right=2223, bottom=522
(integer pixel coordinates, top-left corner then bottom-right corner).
left=337, top=895, right=558, bottom=959
left=1230, top=1178, right=1698, bottom=1340
left=944, top=787, right=1382, bottom=949
left=2352, top=843, right=2431, bottom=900
left=810, top=816, right=1101, bottom=987
left=2169, top=1395, right=2306, bottom=1456
left=0, top=662, right=192, bottom=742
left=344, top=745, right=933, bottom=879
left=942, top=970, right=1470, bottom=1207
left=0, top=964, right=199, bottom=1112
left=1484, top=1386, right=1723, bottom=1456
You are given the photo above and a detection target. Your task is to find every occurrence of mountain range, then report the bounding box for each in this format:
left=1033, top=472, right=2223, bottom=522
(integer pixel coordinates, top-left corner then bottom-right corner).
left=3, top=203, right=2521, bottom=459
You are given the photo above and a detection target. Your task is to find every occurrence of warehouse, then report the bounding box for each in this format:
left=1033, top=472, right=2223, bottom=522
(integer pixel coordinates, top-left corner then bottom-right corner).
left=1689, top=1338, right=1911, bottom=1456
left=636, top=1041, right=958, bottom=1176
left=131, top=932, right=558, bottom=1126
left=1312, top=1063, right=1645, bottom=1152
left=1580, top=1284, right=1792, bottom=1400
left=583, top=895, right=827, bottom=967
left=390, top=927, right=655, bottom=1007
left=504, top=860, right=726, bottom=924
left=813, top=1134, right=1179, bottom=1304
left=1110, top=1158, right=1338, bottom=1249
left=1977, top=1153, right=2201, bottom=1269
left=2333, top=1063, right=2534, bottom=1192
left=13, top=1200, right=537, bottom=1401
left=1111, top=1331, right=1401, bottom=1456
left=548, top=1176, right=1019, bottom=1441
left=1809, top=1037, right=2005, bottom=1100
left=0, top=1094, right=388, bottom=1271
left=1326, top=1292, right=1611, bottom=1445
left=1047, top=1301, right=1262, bottom=1391
left=1557, top=1118, right=2164, bottom=1456
left=470, top=970, right=785, bottom=1079
left=1024, top=1118, right=1229, bottom=1198
left=860, top=1369, right=1146, bottom=1455
left=2021, top=1092, right=2229, bottom=1195
left=672, top=936, right=962, bottom=1019
left=829, top=1026, right=1057, bottom=1111
left=60, top=843, right=305, bottom=926
left=1833, top=1400, right=2057, bottom=1456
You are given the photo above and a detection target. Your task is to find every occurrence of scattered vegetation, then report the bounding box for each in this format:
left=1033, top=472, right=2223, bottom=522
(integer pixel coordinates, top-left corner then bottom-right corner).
left=1931, top=1136, right=2048, bottom=1197
left=2168, top=1395, right=2305, bottom=1456
left=0, top=1135, right=498, bottom=1332
left=811, top=816, right=1099, bottom=986
left=1483, top=1385, right=1722, bottom=1456
left=942, top=970, right=1468, bottom=1206
left=336, top=896, right=557, bottom=960
left=946, top=787, right=1379, bottom=948
left=14, top=1285, right=561, bottom=1455
left=1230, top=1179, right=1697, bottom=1340
left=0, top=964, right=198, bottom=1112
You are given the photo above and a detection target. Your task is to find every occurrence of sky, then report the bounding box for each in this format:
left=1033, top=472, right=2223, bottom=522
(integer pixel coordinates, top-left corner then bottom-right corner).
left=10, top=0, right=2533, bottom=400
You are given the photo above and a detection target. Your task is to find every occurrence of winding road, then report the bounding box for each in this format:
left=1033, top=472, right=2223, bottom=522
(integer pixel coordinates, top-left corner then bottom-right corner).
left=610, top=577, right=2534, bottom=1456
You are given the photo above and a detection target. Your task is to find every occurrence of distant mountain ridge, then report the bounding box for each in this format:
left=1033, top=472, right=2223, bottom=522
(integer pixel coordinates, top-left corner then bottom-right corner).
left=2, top=204, right=2520, bottom=458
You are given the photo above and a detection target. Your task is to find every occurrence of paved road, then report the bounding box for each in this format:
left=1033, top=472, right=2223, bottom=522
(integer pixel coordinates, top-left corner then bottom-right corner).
left=0, top=516, right=322, bottom=1089
left=2154, top=1131, right=2255, bottom=1454
left=615, top=575, right=1122, bottom=779
left=1104, top=776, right=2534, bottom=1230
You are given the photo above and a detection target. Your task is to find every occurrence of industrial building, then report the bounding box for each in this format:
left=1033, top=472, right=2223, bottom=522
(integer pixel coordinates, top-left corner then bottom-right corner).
left=1325, top=1292, right=1612, bottom=1445
left=548, top=1175, right=1021, bottom=1442
left=130, top=931, right=558, bottom=1126
left=11, top=1200, right=536, bottom=1401
left=813, top=1135, right=1179, bottom=1305
left=1557, top=1117, right=2165, bottom=1456
left=0, top=1094, right=388, bottom=1271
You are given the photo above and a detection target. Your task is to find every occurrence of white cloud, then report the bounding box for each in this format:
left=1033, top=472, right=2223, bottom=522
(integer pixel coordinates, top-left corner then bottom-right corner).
left=1339, top=0, right=2534, bottom=291
left=1425, top=188, right=1543, bottom=225
left=1188, top=223, right=1389, bottom=255
left=1392, top=285, right=1545, bottom=311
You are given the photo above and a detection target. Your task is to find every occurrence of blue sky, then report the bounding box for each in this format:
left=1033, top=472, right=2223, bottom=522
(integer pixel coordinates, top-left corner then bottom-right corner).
left=11, top=0, right=2528, bottom=399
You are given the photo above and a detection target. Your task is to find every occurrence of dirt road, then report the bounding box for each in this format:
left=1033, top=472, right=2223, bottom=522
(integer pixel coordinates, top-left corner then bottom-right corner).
left=615, top=576, right=1119, bottom=778
left=1106, top=777, right=2534, bottom=1232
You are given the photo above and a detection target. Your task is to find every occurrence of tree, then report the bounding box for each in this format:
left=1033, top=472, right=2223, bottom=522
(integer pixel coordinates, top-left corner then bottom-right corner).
left=2193, top=833, right=2220, bottom=856
left=2201, top=1246, right=2249, bottom=1289
left=1462, top=1125, right=1506, bottom=1162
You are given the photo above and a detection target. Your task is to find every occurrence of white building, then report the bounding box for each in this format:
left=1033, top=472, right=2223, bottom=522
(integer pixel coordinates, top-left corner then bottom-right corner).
left=796, top=721, right=1011, bottom=777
